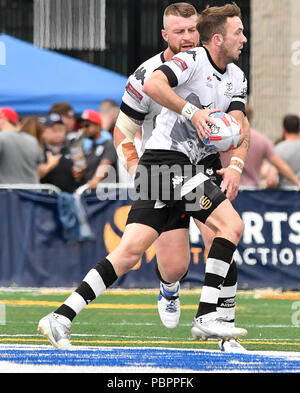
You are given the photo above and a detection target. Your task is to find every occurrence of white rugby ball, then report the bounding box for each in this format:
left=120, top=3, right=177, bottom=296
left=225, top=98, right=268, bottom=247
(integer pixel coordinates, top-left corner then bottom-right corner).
left=203, top=112, right=242, bottom=152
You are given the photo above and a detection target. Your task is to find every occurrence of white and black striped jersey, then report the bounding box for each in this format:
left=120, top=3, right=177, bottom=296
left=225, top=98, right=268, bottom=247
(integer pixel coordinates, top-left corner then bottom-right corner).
left=120, top=52, right=166, bottom=153
left=145, top=46, right=247, bottom=164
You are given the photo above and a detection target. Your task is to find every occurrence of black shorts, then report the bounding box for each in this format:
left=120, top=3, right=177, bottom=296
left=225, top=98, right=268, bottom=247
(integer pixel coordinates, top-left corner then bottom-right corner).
left=126, top=150, right=226, bottom=234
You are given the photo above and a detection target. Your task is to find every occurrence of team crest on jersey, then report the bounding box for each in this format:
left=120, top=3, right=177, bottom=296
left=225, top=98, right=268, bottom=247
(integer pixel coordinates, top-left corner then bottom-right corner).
left=226, top=82, right=233, bottom=91
left=171, top=57, right=188, bottom=71
left=205, top=168, right=214, bottom=176
left=224, top=82, right=233, bottom=98
left=125, top=81, right=143, bottom=103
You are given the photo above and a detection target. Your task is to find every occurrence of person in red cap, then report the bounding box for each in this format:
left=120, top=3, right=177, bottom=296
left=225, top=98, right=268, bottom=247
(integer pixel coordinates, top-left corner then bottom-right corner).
left=0, top=106, right=44, bottom=184
left=0, top=107, right=19, bottom=129
left=73, top=109, right=118, bottom=189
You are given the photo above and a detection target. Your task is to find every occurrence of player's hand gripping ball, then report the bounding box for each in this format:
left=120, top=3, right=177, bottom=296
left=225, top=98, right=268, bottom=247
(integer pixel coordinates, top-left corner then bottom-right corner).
left=203, top=112, right=242, bottom=152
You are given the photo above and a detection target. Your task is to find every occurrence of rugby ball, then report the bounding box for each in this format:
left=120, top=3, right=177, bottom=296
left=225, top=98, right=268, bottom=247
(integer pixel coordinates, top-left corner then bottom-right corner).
left=203, top=112, right=242, bottom=152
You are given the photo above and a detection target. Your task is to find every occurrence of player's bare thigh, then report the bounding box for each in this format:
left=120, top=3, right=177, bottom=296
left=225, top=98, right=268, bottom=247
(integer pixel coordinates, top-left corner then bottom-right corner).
left=108, top=223, right=159, bottom=276
left=154, top=228, right=190, bottom=283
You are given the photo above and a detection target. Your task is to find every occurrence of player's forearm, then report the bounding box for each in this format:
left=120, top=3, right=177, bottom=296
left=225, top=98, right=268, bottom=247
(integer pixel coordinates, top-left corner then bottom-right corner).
left=113, top=113, right=141, bottom=175
left=228, top=114, right=250, bottom=173
left=115, top=128, right=139, bottom=173
left=142, top=70, right=186, bottom=114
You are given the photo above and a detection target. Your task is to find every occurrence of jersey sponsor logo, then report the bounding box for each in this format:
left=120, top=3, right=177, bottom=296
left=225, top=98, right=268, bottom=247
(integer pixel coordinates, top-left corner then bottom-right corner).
left=125, top=81, right=143, bottom=103
left=199, top=195, right=212, bottom=210
left=171, top=57, right=188, bottom=71
left=218, top=298, right=236, bottom=308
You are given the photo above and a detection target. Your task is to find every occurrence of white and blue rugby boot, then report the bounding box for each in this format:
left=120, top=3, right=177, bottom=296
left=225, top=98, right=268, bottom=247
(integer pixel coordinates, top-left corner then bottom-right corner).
left=157, top=282, right=180, bottom=329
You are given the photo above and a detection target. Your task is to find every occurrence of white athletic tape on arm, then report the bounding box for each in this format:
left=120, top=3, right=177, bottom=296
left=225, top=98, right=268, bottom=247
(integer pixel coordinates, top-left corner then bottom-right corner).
left=115, top=110, right=140, bottom=141
left=115, top=111, right=140, bottom=167
left=181, top=102, right=199, bottom=121
left=230, top=156, right=245, bottom=166
left=116, top=140, right=139, bottom=168
left=228, top=165, right=243, bottom=174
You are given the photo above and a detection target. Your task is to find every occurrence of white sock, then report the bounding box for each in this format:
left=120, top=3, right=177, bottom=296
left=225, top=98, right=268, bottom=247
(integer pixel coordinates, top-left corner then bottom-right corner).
left=161, top=281, right=180, bottom=294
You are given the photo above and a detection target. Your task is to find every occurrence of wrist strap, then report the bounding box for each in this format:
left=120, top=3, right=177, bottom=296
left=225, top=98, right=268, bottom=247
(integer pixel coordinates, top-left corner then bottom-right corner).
left=230, top=156, right=245, bottom=166
left=181, top=102, right=199, bottom=121
left=228, top=165, right=242, bottom=174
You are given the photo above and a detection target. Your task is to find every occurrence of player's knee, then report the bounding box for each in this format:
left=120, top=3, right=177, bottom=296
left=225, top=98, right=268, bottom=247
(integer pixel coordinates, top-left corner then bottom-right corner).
left=159, top=265, right=188, bottom=283
left=230, top=215, right=244, bottom=243
left=115, top=243, right=144, bottom=270
left=125, top=251, right=142, bottom=268
left=216, top=212, right=244, bottom=245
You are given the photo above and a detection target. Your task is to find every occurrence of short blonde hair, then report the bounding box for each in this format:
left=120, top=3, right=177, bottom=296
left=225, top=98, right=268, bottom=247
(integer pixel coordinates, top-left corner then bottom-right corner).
left=163, top=2, right=198, bottom=29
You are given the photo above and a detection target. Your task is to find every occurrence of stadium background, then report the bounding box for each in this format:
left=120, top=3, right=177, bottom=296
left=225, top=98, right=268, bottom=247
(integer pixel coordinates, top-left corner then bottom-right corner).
left=1, top=0, right=299, bottom=139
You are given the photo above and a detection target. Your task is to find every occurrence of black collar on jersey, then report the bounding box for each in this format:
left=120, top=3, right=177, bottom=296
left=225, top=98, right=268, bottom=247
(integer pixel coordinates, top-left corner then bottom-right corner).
left=202, top=46, right=226, bottom=75
left=160, top=51, right=166, bottom=63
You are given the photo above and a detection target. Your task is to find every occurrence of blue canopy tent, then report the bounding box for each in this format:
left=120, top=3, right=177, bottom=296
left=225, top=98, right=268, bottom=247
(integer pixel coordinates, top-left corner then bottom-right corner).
left=0, top=34, right=127, bottom=114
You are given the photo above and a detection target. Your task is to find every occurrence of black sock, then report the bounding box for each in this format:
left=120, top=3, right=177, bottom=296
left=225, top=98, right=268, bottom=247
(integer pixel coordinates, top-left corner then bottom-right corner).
left=196, top=237, right=236, bottom=320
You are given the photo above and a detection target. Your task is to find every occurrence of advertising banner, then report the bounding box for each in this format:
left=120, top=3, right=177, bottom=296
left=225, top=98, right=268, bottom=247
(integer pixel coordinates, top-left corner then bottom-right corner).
left=0, top=189, right=299, bottom=289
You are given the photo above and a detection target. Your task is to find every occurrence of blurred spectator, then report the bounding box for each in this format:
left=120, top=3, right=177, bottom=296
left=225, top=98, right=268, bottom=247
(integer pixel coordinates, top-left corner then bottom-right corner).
left=0, top=107, right=43, bottom=184
left=74, top=109, right=118, bottom=189
left=99, top=99, right=119, bottom=135
left=38, top=113, right=78, bottom=193
left=50, top=102, right=76, bottom=135
left=272, top=114, right=300, bottom=188
left=221, top=105, right=300, bottom=189
left=50, top=101, right=86, bottom=169
left=20, top=116, right=45, bottom=148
